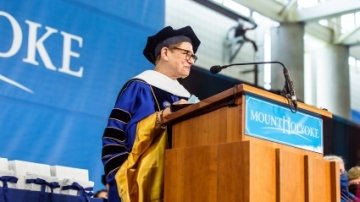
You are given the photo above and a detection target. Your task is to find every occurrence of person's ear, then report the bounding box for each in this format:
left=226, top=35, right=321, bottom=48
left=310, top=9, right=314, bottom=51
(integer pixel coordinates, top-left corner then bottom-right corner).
left=160, top=47, right=170, bottom=62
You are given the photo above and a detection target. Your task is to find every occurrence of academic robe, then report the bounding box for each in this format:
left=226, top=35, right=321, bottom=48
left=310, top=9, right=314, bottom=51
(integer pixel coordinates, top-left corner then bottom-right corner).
left=102, top=70, right=191, bottom=202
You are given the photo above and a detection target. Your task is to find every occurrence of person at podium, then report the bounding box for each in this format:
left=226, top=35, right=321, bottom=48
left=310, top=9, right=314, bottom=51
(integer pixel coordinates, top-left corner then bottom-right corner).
left=324, top=155, right=360, bottom=202
left=101, top=25, right=201, bottom=202
left=348, top=166, right=360, bottom=199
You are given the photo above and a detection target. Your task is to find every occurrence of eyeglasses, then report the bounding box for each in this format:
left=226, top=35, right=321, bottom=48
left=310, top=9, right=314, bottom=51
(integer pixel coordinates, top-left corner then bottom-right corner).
left=170, top=47, right=198, bottom=63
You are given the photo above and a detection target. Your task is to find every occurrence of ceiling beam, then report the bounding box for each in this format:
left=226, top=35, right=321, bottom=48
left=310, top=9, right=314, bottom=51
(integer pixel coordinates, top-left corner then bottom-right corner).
left=288, top=0, right=360, bottom=22
left=335, top=26, right=360, bottom=46
left=233, top=0, right=285, bottom=22
left=193, top=0, right=253, bottom=22
left=278, top=0, right=298, bottom=19
left=305, top=22, right=333, bottom=44
left=206, top=0, right=359, bottom=46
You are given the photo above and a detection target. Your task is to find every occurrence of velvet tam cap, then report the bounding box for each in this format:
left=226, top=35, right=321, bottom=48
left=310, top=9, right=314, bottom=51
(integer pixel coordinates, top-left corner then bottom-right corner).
left=143, top=26, right=201, bottom=64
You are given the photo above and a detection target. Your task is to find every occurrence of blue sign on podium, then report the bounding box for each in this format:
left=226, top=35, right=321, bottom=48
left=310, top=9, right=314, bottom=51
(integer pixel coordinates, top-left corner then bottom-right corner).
left=245, top=94, right=323, bottom=153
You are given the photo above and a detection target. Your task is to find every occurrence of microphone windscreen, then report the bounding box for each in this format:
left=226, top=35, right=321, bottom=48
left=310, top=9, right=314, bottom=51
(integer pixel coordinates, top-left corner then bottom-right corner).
left=210, top=65, right=222, bottom=74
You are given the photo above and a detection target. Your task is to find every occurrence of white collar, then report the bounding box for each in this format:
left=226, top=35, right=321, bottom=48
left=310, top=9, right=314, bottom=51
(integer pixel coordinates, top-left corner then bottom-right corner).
left=134, top=70, right=191, bottom=98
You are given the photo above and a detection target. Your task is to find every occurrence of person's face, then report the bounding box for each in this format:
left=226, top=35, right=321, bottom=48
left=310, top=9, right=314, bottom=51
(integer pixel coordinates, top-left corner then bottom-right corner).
left=167, top=42, right=196, bottom=79
left=339, top=162, right=345, bottom=174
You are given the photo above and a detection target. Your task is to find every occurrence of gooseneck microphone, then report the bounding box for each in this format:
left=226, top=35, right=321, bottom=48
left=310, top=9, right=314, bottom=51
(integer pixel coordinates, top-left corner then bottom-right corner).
left=210, top=61, right=297, bottom=111
left=210, top=65, right=227, bottom=74
left=283, top=67, right=297, bottom=109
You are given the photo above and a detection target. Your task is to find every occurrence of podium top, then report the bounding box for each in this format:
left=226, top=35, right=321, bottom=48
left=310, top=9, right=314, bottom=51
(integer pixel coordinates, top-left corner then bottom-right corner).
left=164, top=84, right=332, bottom=124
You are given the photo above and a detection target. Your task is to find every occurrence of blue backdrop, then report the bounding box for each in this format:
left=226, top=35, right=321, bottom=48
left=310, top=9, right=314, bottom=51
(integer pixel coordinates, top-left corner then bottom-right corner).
left=352, top=109, right=360, bottom=124
left=0, top=0, right=164, bottom=191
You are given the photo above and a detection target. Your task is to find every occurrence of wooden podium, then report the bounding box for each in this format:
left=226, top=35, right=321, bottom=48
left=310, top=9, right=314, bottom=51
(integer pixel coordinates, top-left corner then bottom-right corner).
left=163, top=84, right=339, bottom=202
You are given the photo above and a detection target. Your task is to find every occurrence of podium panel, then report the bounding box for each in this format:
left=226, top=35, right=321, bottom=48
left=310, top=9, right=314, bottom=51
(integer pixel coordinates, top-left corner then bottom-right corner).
left=165, top=141, right=338, bottom=202
left=164, top=84, right=338, bottom=202
left=171, top=106, right=243, bottom=148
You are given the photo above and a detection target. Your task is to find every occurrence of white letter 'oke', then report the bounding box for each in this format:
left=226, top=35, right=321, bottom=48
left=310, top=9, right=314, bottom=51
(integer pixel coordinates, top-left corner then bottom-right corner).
left=59, top=31, right=84, bottom=77
left=0, top=11, right=22, bottom=57
left=23, top=20, right=58, bottom=71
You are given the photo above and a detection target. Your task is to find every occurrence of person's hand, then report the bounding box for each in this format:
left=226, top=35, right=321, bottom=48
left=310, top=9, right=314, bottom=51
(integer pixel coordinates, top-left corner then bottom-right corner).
left=161, top=107, right=172, bottom=120
left=173, top=99, right=188, bottom=105
left=160, top=99, right=187, bottom=121
left=158, top=99, right=189, bottom=125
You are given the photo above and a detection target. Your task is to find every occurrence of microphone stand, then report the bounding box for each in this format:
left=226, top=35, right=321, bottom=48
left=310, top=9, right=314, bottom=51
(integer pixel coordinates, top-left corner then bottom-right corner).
left=240, top=64, right=258, bottom=87
left=210, top=61, right=298, bottom=112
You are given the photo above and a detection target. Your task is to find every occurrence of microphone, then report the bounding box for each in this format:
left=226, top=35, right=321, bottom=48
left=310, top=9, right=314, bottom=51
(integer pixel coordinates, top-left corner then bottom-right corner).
left=209, top=65, right=224, bottom=74
left=283, top=67, right=297, bottom=109
left=210, top=61, right=297, bottom=111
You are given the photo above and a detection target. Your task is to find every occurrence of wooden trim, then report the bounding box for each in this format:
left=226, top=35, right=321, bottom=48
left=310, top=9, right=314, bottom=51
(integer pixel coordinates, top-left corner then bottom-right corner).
left=164, top=84, right=332, bottom=125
